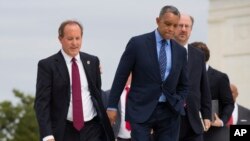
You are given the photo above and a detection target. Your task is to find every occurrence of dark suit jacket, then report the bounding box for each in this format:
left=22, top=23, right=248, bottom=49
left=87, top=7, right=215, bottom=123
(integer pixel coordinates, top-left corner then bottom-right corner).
left=108, top=31, right=189, bottom=123
left=207, top=66, right=234, bottom=124
left=34, top=51, right=115, bottom=141
left=184, top=45, right=212, bottom=134
left=204, top=66, right=234, bottom=141
left=237, top=104, right=250, bottom=125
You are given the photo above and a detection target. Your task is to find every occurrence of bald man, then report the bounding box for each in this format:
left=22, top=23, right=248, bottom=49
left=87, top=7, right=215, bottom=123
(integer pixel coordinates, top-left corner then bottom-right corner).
left=230, top=84, right=250, bottom=125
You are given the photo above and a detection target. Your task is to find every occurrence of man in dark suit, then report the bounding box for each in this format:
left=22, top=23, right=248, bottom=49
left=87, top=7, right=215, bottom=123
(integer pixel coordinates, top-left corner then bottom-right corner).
left=34, top=20, right=114, bottom=141
left=230, top=84, right=250, bottom=125
left=107, top=5, right=188, bottom=141
left=191, top=42, right=234, bottom=141
left=174, top=14, right=212, bottom=141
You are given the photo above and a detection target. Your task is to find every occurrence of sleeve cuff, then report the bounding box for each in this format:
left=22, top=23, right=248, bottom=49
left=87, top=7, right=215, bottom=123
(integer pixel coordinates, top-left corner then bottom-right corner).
left=43, top=135, right=54, bottom=141
left=107, top=107, right=118, bottom=111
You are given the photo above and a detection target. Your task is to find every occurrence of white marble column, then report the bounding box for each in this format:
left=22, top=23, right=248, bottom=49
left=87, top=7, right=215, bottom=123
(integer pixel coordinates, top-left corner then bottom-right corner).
left=208, top=0, right=250, bottom=108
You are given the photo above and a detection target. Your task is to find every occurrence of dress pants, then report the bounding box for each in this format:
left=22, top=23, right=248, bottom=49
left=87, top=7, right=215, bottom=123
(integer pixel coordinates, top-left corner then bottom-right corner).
left=179, top=115, right=203, bottom=141
left=130, top=102, right=180, bottom=141
left=63, top=116, right=105, bottom=141
left=203, top=126, right=229, bottom=141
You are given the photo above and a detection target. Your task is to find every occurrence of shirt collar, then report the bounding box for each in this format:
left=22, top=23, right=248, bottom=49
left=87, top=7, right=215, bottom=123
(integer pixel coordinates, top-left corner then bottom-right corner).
left=61, top=49, right=80, bottom=63
left=206, top=64, right=209, bottom=71
left=184, top=44, right=188, bottom=51
left=155, top=29, right=170, bottom=45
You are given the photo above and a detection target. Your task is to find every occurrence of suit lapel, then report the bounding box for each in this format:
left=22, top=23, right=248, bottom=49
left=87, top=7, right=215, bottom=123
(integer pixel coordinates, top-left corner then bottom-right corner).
left=80, top=53, right=92, bottom=82
left=54, top=51, right=70, bottom=83
left=187, top=45, right=193, bottom=75
left=164, top=39, right=177, bottom=82
left=145, top=32, right=162, bottom=81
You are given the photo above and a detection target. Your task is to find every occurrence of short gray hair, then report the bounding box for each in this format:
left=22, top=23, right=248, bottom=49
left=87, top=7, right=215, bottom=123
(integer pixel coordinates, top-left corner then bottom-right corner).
left=159, top=5, right=180, bottom=17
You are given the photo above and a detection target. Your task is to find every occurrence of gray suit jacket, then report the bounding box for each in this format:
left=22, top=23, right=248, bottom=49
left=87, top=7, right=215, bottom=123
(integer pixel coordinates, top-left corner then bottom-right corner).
left=102, top=90, right=121, bottom=137
left=237, top=104, right=250, bottom=125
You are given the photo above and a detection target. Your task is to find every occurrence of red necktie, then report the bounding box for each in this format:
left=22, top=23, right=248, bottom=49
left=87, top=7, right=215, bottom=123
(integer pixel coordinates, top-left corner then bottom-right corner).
left=227, top=116, right=233, bottom=127
left=72, top=58, right=84, bottom=131
left=125, top=86, right=131, bottom=131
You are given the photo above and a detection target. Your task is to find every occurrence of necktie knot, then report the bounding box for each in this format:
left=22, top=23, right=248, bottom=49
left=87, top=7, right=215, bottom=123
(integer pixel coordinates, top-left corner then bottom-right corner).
left=161, top=39, right=167, bottom=46
left=125, top=86, right=130, bottom=93
left=72, top=57, right=76, bottom=62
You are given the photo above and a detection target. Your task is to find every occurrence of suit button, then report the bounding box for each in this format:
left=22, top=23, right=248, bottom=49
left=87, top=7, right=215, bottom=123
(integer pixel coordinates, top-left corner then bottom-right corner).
left=161, top=83, right=164, bottom=90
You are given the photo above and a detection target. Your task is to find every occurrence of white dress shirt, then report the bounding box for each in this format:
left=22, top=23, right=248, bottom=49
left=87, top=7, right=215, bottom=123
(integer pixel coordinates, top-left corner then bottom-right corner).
left=117, top=86, right=131, bottom=139
left=232, top=103, right=239, bottom=125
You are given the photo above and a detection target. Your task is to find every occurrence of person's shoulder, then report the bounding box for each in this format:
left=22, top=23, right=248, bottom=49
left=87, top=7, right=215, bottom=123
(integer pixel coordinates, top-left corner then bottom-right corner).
left=188, top=44, right=204, bottom=55
left=212, top=67, right=227, bottom=76
left=170, top=39, right=186, bottom=53
left=80, top=52, right=99, bottom=60
left=209, top=66, right=229, bottom=80
left=238, top=104, right=250, bottom=112
left=38, top=51, right=60, bottom=63
left=131, top=31, right=154, bottom=40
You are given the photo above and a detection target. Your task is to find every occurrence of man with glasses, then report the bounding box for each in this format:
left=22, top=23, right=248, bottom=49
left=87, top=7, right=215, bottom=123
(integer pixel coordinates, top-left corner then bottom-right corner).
left=174, top=13, right=212, bottom=141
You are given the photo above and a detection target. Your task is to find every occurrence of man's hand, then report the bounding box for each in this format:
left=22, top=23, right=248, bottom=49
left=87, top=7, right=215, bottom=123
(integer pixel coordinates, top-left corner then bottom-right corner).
left=203, top=119, right=211, bottom=132
left=47, top=139, right=55, bottom=141
left=106, top=110, right=117, bottom=125
left=211, top=113, right=223, bottom=127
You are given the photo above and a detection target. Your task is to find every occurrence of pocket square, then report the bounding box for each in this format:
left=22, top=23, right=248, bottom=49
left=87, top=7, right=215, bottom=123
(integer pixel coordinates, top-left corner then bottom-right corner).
left=240, top=119, right=248, bottom=122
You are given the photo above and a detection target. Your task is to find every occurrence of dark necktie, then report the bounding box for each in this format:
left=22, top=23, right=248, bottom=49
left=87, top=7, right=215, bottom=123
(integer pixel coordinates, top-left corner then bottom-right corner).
left=125, top=86, right=131, bottom=131
left=159, top=40, right=167, bottom=80
left=72, top=57, right=84, bottom=131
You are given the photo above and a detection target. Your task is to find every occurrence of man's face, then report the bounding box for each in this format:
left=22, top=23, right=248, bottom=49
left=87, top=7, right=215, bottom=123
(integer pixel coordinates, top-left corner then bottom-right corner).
left=156, top=12, right=180, bottom=39
left=59, top=24, right=82, bottom=57
left=174, top=14, right=193, bottom=45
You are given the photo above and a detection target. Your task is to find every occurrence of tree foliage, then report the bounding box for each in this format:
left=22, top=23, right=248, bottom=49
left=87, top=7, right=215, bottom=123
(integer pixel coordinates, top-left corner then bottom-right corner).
left=0, top=89, right=39, bottom=141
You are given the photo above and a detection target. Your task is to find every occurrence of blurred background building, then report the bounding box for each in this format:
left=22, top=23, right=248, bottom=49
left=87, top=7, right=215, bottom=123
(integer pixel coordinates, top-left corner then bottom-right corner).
left=208, top=0, right=250, bottom=108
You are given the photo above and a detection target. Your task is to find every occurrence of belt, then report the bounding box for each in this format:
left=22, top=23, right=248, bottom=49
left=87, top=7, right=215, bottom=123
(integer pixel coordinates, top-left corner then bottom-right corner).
left=66, top=116, right=98, bottom=125
left=117, top=137, right=131, bottom=141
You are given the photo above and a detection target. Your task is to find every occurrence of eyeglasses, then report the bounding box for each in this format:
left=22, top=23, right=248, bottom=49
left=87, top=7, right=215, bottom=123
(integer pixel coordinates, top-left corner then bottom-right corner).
left=178, top=24, right=192, bottom=29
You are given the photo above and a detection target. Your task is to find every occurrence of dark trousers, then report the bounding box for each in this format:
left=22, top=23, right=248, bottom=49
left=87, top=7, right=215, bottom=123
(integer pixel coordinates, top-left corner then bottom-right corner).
left=203, top=126, right=229, bottom=141
left=63, top=116, right=105, bottom=141
left=130, top=102, right=181, bottom=141
left=179, top=116, right=203, bottom=141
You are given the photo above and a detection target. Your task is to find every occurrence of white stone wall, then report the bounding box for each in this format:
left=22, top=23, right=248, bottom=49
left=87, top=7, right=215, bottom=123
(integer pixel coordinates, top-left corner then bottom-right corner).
left=208, top=0, right=250, bottom=108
